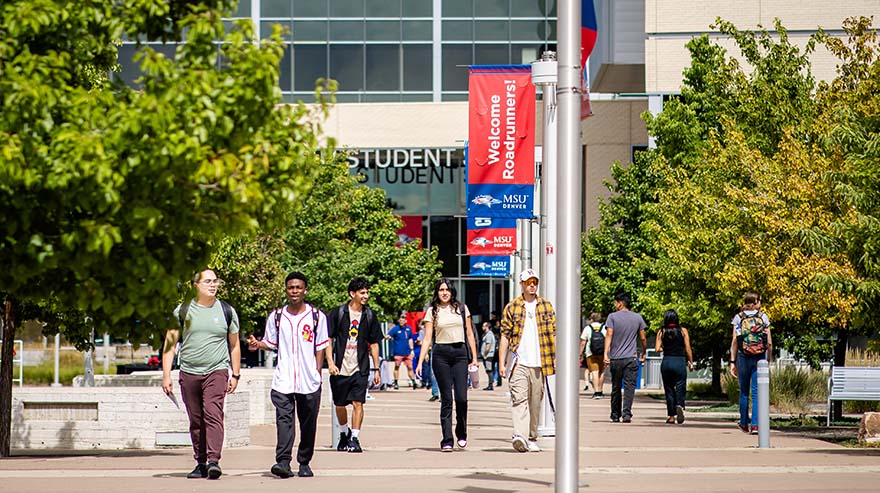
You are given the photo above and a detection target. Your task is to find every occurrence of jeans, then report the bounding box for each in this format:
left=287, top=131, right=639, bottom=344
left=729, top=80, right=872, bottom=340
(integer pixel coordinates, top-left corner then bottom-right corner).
left=737, top=353, right=763, bottom=427
left=270, top=388, right=321, bottom=466
left=432, top=342, right=469, bottom=445
left=610, top=357, right=638, bottom=420
left=422, top=353, right=434, bottom=388
left=660, top=356, right=687, bottom=416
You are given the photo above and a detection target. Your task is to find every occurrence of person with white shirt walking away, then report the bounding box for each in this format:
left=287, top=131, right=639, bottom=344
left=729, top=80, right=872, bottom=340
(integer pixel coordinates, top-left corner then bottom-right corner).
left=499, top=269, right=557, bottom=453
left=247, top=272, right=329, bottom=479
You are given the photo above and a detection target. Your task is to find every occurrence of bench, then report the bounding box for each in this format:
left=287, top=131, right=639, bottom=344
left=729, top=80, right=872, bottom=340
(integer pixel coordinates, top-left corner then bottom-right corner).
left=827, top=366, right=880, bottom=426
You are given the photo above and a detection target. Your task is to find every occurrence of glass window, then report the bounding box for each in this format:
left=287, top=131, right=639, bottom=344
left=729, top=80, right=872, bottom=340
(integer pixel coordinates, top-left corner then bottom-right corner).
left=330, top=21, right=363, bottom=41
left=330, top=44, right=364, bottom=91
left=233, top=0, right=251, bottom=17
left=366, top=45, right=399, bottom=90
left=512, top=44, right=542, bottom=64
left=431, top=216, right=460, bottom=276
left=329, top=0, right=363, bottom=17
left=261, top=0, right=291, bottom=17
left=294, top=0, right=327, bottom=17
left=279, top=45, right=292, bottom=92
left=403, top=44, right=431, bottom=91
left=475, top=0, right=507, bottom=17
left=362, top=93, right=404, bottom=102
left=510, top=20, right=544, bottom=41
left=442, top=20, right=472, bottom=41
left=402, top=0, right=432, bottom=17
left=114, top=44, right=141, bottom=88
left=441, top=93, right=469, bottom=101
left=294, top=44, right=327, bottom=91
left=403, top=21, right=432, bottom=41
left=474, top=44, right=509, bottom=65
left=401, top=93, right=433, bottom=102
left=366, top=20, right=400, bottom=41
left=262, top=21, right=293, bottom=41
left=475, top=20, right=508, bottom=41
left=292, top=21, right=327, bottom=41
left=511, top=0, right=544, bottom=17
left=365, top=0, right=399, bottom=17
left=442, top=45, right=471, bottom=91
left=442, top=0, right=472, bottom=17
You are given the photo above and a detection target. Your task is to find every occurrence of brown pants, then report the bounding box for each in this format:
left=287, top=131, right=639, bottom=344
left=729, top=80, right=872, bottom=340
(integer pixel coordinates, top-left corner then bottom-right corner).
left=179, top=369, right=228, bottom=463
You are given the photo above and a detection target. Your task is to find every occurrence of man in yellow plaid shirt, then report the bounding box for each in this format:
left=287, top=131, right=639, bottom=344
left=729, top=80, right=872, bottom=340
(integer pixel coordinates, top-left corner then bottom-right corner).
left=498, top=269, right=557, bottom=453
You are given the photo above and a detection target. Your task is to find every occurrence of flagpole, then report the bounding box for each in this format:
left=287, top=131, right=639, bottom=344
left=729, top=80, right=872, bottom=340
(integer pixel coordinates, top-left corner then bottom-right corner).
left=556, top=0, right=582, bottom=491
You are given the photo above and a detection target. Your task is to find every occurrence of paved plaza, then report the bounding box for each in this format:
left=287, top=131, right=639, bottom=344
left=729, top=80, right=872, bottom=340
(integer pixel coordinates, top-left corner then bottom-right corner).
left=2, top=386, right=879, bottom=492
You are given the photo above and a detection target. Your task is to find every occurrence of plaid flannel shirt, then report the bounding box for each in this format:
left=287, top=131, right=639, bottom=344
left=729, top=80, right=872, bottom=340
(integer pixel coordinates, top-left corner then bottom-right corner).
left=500, top=295, right=556, bottom=376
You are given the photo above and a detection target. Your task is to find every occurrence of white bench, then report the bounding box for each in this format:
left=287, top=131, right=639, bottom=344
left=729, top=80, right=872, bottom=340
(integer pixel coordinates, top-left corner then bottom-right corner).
left=827, top=366, right=880, bottom=426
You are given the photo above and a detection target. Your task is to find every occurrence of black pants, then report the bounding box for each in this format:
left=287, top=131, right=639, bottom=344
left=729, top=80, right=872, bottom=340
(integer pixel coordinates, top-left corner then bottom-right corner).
left=271, top=388, right=321, bottom=465
left=610, top=357, right=638, bottom=420
left=432, top=342, right=469, bottom=446
left=661, top=356, right=688, bottom=417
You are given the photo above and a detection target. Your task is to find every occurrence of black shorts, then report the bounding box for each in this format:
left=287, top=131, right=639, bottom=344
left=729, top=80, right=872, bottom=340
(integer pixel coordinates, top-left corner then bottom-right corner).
left=330, top=373, right=368, bottom=406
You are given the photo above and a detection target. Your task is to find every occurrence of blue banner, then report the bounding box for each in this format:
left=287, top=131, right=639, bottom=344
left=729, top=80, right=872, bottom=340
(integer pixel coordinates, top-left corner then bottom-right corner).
left=466, top=183, right=534, bottom=218
left=469, top=256, right=511, bottom=277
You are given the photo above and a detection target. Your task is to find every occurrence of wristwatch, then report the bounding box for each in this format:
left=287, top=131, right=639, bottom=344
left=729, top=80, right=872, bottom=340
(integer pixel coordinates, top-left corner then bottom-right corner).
left=231, top=374, right=241, bottom=380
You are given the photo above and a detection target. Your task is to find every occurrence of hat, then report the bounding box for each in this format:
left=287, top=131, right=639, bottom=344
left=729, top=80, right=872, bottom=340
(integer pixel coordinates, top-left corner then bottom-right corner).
left=519, top=269, right=539, bottom=282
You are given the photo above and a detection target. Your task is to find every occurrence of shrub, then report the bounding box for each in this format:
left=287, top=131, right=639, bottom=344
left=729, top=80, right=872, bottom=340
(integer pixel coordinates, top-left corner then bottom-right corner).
left=722, top=364, right=826, bottom=413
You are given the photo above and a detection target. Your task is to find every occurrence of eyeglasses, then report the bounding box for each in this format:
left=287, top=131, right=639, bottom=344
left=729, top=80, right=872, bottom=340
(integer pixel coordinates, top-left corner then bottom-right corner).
left=199, top=279, right=224, bottom=286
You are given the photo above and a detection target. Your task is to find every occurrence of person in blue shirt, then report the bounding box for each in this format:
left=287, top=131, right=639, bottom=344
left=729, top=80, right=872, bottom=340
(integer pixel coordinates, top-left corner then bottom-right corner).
left=386, top=312, right=417, bottom=390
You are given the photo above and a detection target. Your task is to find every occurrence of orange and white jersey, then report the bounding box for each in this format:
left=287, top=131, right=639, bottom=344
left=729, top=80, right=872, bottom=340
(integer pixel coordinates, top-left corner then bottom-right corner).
left=263, top=304, right=329, bottom=395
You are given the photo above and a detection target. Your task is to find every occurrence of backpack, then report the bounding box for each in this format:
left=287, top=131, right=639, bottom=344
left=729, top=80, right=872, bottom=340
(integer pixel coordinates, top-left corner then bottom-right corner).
left=273, top=305, right=321, bottom=349
left=736, top=311, right=768, bottom=356
left=589, top=326, right=605, bottom=356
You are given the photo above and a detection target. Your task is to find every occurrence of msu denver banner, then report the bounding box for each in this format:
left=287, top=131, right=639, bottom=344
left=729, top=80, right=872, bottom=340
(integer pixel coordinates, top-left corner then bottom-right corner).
left=466, top=216, right=517, bottom=256
left=469, top=256, right=511, bottom=277
left=467, top=65, right=535, bottom=219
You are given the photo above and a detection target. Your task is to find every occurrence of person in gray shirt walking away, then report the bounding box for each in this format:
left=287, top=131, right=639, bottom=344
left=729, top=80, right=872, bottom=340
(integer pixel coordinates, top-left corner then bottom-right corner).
left=603, top=293, right=646, bottom=423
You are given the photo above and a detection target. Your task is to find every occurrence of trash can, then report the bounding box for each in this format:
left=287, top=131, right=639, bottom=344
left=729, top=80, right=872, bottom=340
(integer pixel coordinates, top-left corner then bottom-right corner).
left=636, top=360, right=642, bottom=389
left=644, top=355, right=662, bottom=389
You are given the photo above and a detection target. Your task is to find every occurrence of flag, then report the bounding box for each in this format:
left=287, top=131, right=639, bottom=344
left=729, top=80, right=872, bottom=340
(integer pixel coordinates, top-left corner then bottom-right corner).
left=581, top=0, right=598, bottom=120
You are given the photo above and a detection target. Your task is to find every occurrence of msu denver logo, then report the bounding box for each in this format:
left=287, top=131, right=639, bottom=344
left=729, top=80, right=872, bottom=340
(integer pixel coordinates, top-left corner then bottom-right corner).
left=471, top=194, right=502, bottom=208
left=472, top=262, right=489, bottom=270
left=470, top=237, right=492, bottom=248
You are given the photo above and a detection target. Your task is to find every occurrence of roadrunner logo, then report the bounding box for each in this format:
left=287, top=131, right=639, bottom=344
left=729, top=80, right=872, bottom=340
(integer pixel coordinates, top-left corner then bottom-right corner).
left=471, top=194, right=502, bottom=208
left=470, top=237, right=492, bottom=248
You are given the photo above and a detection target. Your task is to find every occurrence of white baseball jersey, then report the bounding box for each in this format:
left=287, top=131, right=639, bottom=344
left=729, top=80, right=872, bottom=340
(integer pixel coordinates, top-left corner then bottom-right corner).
left=262, top=304, right=330, bottom=395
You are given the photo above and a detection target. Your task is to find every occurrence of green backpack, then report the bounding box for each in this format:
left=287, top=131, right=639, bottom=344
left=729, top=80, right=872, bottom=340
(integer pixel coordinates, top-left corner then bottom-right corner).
left=736, top=311, right=768, bottom=356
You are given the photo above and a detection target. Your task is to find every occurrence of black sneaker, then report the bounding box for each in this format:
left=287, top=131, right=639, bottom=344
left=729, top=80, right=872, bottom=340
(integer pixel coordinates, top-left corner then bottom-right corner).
left=393, top=381, right=399, bottom=390
left=337, top=430, right=351, bottom=451
left=483, top=385, right=494, bottom=391
left=206, top=461, right=222, bottom=480
left=347, top=436, right=363, bottom=453
left=412, top=381, right=418, bottom=390
left=270, top=462, right=292, bottom=479
left=428, top=395, right=439, bottom=402
left=187, top=463, right=207, bottom=479
left=297, top=463, right=314, bottom=477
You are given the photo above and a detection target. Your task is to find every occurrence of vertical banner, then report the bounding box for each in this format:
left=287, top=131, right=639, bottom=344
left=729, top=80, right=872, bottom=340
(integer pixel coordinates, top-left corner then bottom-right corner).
left=466, top=216, right=517, bottom=256
left=581, top=0, right=598, bottom=120
left=469, top=256, right=511, bottom=277
left=395, top=215, right=422, bottom=248
left=467, top=65, right=536, bottom=218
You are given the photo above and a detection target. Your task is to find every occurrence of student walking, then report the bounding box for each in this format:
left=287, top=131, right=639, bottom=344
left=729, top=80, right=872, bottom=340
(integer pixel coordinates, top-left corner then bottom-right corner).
left=386, top=312, right=417, bottom=390
left=480, top=321, right=496, bottom=391
left=579, top=312, right=606, bottom=399
left=655, top=310, right=693, bottom=424
left=416, top=278, right=479, bottom=451
left=499, top=269, right=557, bottom=453
left=729, top=291, right=772, bottom=434
left=603, top=293, right=647, bottom=423
left=161, top=268, right=241, bottom=480
left=327, top=277, right=383, bottom=452
left=247, top=272, right=329, bottom=478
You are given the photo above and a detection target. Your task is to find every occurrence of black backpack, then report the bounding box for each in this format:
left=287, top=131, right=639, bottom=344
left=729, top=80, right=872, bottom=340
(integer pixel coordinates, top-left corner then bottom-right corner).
left=178, top=299, right=235, bottom=357
left=589, top=327, right=605, bottom=355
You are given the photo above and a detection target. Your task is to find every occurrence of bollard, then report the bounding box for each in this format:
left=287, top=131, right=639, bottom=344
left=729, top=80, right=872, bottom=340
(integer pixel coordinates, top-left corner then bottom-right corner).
left=757, top=359, right=770, bottom=448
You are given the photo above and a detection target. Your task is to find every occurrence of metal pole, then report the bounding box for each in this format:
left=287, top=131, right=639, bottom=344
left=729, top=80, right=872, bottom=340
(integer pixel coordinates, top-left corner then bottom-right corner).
left=556, top=0, right=582, bottom=491
left=533, top=51, right=559, bottom=438
left=103, top=332, right=110, bottom=375
left=52, top=333, right=61, bottom=387
left=757, top=359, right=771, bottom=448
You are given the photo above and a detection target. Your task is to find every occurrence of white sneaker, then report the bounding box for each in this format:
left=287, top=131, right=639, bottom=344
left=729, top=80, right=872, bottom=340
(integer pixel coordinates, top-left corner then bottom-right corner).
left=511, top=435, right=528, bottom=453
left=527, top=441, right=541, bottom=452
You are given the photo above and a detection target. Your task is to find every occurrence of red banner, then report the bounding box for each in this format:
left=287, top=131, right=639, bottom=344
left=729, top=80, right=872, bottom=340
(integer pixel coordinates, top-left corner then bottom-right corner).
left=467, top=66, right=535, bottom=187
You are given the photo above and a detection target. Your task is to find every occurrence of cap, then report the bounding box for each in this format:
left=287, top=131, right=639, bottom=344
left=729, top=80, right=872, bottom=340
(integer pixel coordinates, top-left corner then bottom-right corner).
left=519, top=269, right=539, bottom=282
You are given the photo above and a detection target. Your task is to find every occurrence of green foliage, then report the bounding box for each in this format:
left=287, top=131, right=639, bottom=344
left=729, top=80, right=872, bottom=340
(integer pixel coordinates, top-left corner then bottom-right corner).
left=723, top=365, right=827, bottom=413
left=280, top=157, right=443, bottom=319
left=0, top=1, right=327, bottom=346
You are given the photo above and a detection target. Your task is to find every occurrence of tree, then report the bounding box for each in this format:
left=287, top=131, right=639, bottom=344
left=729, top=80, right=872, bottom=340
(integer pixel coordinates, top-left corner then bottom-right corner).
left=280, top=158, right=443, bottom=318
left=0, top=1, right=327, bottom=456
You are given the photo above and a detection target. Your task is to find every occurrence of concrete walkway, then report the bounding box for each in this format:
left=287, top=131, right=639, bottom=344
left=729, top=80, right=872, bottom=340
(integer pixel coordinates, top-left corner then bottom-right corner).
left=2, top=386, right=879, bottom=492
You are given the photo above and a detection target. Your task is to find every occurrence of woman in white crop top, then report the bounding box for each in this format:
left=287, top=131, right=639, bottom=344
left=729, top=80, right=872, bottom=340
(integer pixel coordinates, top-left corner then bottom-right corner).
left=416, top=278, right=478, bottom=451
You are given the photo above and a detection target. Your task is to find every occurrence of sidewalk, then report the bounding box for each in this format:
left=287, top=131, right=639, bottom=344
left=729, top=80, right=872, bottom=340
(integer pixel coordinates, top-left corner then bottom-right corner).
left=2, top=385, right=878, bottom=492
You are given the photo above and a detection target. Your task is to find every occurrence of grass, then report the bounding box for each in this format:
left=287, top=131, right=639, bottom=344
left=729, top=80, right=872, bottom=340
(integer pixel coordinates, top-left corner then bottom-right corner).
left=721, top=365, right=826, bottom=414
left=19, top=351, right=117, bottom=386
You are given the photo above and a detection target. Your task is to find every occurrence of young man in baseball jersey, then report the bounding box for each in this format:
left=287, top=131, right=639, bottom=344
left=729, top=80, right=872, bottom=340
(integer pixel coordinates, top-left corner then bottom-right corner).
left=248, top=272, right=329, bottom=478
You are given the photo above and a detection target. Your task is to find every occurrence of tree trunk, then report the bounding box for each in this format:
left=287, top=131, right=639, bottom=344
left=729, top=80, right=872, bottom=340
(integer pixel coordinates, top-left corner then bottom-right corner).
left=831, top=328, right=849, bottom=423
left=1, top=298, right=17, bottom=457
left=711, top=345, right=722, bottom=394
